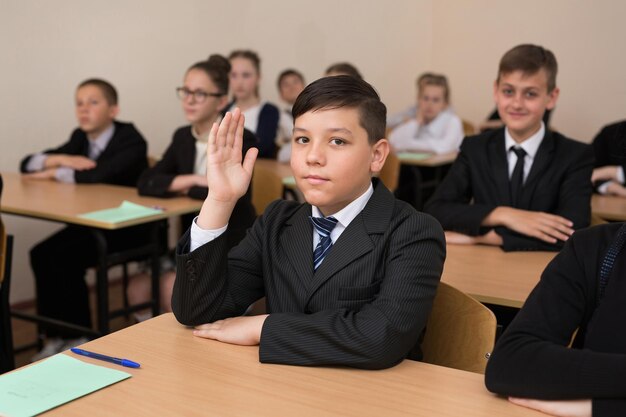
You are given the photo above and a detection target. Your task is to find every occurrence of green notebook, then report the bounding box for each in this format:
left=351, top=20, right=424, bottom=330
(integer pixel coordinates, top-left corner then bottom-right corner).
left=79, top=200, right=162, bottom=223
left=0, top=354, right=131, bottom=417
left=396, top=152, right=432, bottom=161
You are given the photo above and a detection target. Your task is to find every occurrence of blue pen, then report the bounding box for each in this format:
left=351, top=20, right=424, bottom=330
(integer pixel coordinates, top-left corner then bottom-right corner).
left=71, top=347, right=141, bottom=368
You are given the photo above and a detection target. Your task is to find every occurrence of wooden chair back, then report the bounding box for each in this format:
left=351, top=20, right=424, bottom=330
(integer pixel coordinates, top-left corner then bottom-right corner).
left=462, top=119, right=476, bottom=137
left=252, top=163, right=284, bottom=214
left=421, top=282, right=497, bottom=374
left=378, top=151, right=400, bottom=191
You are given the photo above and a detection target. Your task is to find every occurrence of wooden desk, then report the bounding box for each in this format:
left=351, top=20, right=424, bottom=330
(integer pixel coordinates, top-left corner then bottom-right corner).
left=397, top=151, right=458, bottom=167
left=0, top=172, right=202, bottom=335
left=592, top=194, right=626, bottom=222
left=43, top=313, right=543, bottom=416
left=441, top=244, right=556, bottom=308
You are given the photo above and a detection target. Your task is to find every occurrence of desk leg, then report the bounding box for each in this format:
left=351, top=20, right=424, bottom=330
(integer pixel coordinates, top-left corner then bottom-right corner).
left=91, top=230, right=110, bottom=335
left=150, top=223, right=161, bottom=317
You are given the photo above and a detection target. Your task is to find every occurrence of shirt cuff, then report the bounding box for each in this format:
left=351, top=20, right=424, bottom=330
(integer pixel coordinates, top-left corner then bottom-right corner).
left=618, top=167, right=625, bottom=184
left=55, top=167, right=75, bottom=183
left=190, top=217, right=228, bottom=251
left=25, top=153, right=48, bottom=172
left=597, top=181, right=610, bottom=195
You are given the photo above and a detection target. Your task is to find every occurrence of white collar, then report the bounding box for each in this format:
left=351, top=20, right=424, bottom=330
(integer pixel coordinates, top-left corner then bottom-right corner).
left=504, top=122, right=545, bottom=158
left=311, top=182, right=374, bottom=228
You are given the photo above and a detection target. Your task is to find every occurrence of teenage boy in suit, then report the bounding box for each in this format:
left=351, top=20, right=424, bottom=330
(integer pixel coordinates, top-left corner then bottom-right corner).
left=21, top=78, right=149, bottom=360
left=425, top=44, right=593, bottom=252
left=172, top=76, right=445, bottom=369
left=591, top=120, right=626, bottom=196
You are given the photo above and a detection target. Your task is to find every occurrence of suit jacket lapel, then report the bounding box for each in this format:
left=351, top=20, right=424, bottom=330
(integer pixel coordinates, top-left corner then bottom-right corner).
left=522, top=130, right=555, bottom=207
left=306, top=180, right=391, bottom=303
left=489, top=131, right=511, bottom=205
left=282, top=204, right=315, bottom=289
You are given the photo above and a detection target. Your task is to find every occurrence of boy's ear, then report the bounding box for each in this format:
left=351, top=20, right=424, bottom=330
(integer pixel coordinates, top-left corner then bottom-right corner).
left=546, top=87, right=560, bottom=110
left=108, top=104, right=119, bottom=119
left=370, top=138, right=390, bottom=174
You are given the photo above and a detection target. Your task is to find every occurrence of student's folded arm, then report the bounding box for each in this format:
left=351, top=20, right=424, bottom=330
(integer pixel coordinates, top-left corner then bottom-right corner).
left=424, top=150, right=496, bottom=235
left=485, top=228, right=626, bottom=400
left=171, top=203, right=268, bottom=326
left=74, top=137, right=147, bottom=184
left=19, top=130, right=84, bottom=173
left=554, top=144, right=594, bottom=231
left=259, top=212, right=445, bottom=370
left=137, top=142, right=181, bottom=197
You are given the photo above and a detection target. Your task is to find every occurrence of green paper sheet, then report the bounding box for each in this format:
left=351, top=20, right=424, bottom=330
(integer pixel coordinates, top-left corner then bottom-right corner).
left=396, top=152, right=432, bottom=161
left=0, top=354, right=131, bottom=417
left=282, top=176, right=296, bottom=187
left=79, top=200, right=162, bottom=223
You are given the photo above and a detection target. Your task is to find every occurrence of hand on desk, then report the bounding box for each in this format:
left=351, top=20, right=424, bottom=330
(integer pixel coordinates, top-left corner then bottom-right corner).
left=46, top=154, right=96, bottom=171
left=604, top=181, right=626, bottom=197
left=193, top=314, right=269, bottom=346
left=509, top=397, right=591, bottom=417
left=169, top=174, right=208, bottom=194
left=591, top=165, right=620, bottom=183
left=22, top=168, right=57, bottom=180
left=483, top=207, right=574, bottom=244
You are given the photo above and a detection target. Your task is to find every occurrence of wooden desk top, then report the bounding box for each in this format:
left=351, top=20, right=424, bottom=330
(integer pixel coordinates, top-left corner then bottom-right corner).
left=43, top=313, right=543, bottom=416
left=592, top=194, right=626, bottom=222
left=0, top=172, right=203, bottom=229
left=441, top=244, right=555, bottom=308
left=398, top=151, right=458, bottom=167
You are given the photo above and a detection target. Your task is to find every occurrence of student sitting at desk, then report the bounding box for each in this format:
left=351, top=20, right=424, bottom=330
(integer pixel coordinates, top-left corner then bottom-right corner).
left=132, top=55, right=257, bottom=317
left=227, top=50, right=280, bottom=159
left=275, top=68, right=306, bottom=163
left=389, top=73, right=463, bottom=155
left=172, top=76, right=445, bottom=369
left=20, top=78, right=149, bottom=360
left=425, top=44, right=593, bottom=252
left=485, top=223, right=626, bottom=417
left=591, top=120, right=626, bottom=197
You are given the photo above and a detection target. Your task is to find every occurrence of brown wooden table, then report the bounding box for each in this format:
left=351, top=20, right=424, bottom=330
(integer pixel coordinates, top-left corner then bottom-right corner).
left=0, top=172, right=202, bottom=336
left=441, top=244, right=556, bottom=308
left=39, top=313, right=545, bottom=416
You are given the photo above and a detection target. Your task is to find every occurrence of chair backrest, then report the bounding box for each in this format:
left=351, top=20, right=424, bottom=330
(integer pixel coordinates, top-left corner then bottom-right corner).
left=462, top=119, right=476, bottom=137
left=252, top=163, right=284, bottom=214
left=378, top=151, right=400, bottom=192
left=421, top=282, right=497, bottom=374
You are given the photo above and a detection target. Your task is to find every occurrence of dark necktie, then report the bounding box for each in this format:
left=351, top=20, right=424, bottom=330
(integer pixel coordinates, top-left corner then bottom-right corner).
left=510, top=146, right=527, bottom=206
left=309, top=216, right=338, bottom=270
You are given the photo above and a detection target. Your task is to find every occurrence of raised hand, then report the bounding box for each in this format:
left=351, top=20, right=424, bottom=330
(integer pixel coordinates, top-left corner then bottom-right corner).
left=196, top=109, right=258, bottom=230
left=206, top=109, right=258, bottom=203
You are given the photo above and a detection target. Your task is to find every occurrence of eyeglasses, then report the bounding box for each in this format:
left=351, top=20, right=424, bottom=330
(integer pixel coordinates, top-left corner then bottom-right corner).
left=176, top=87, right=224, bottom=103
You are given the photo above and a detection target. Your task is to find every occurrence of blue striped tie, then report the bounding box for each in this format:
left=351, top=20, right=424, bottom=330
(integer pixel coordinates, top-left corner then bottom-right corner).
left=309, top=216, right=338, bottom=271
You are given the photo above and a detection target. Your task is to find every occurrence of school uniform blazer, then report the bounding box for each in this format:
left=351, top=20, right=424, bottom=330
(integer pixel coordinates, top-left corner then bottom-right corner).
left=592, top=120, right=626, bottom=190
left=19, top=121, right=147, bottom=187
left=137, top=126, right=257, bottom=241
left=424, top=128, right=594, bottom=251
left=172, top=179, right=446, bottom=370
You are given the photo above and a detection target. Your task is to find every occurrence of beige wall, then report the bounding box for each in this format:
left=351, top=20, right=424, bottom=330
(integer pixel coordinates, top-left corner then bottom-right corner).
left=3, top=0, right=626, bottom=304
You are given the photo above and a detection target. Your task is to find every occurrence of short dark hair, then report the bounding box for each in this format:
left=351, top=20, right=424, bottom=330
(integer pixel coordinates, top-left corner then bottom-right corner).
left=78, top=78, right=118, bottom=105
left=324, top=62, right=363, bottom=80
left=497, top=44, right=558, bottom=92
left=188, top=54, right=231, bottom=95
left=293, top=75, right=386, bottom=144
left=229, top=49, right=261, bottom=73
left=277, top=68, right=305, bottom=89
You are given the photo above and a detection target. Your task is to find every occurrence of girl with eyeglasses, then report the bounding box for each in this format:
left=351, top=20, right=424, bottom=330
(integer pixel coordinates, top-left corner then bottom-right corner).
left=133, top=55, right=257, bottom=317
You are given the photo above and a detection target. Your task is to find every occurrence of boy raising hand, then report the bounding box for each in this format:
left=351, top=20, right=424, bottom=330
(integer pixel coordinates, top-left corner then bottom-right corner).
left=172, top=76, right=445, bottom=369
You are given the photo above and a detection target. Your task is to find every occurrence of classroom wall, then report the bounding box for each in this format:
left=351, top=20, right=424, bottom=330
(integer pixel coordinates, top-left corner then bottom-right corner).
left=430, top=0, right=626, bottom=142
left=0, top=0, right=433, bottom=303
left=3, top=0, right=626, bottom=304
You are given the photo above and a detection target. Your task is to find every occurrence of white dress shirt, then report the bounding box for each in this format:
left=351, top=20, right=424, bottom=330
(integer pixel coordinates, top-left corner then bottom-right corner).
left=389, top=109, right=463, bottom=155
left=504, top=122, right=545, bottom=182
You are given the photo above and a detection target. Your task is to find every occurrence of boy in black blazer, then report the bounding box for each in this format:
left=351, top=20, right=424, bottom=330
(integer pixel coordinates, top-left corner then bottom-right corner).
left=591, top=120, right=626, bottom=196
left=172, top=76, right=445, bottom=369
left=425, top=44, right=593, bottom=252
left=21, top=79, right=149, bottom=359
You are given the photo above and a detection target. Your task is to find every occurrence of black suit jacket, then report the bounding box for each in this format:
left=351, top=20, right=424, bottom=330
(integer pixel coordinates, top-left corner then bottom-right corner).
left=137, top=126, right=257, bottom=241
left=20, top=121, right=148, bottom=186
left=172, top=179, right=445, bottom=369
left=425, top=128, right=594, bottom=251
left=592, top=120, right=626, bottom=190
